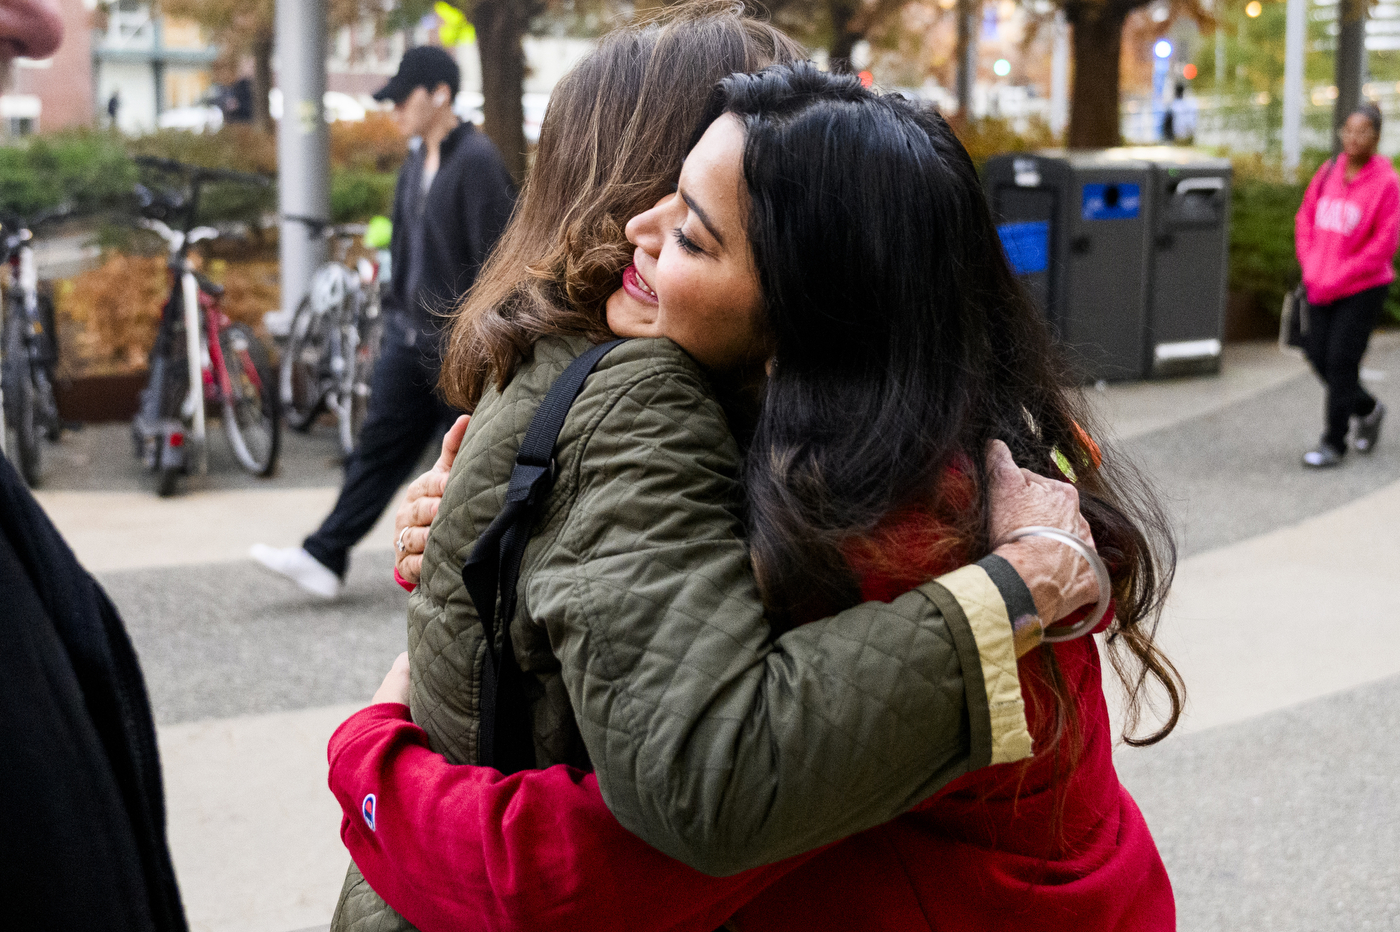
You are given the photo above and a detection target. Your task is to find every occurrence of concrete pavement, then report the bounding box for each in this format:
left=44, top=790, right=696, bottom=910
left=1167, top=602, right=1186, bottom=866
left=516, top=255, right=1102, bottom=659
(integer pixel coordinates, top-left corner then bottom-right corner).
left=28, top=334, right=1400, bottom=931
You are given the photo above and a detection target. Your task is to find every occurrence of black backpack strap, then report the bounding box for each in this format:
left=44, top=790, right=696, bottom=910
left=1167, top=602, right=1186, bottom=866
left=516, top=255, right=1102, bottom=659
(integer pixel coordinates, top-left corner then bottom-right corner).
left=460, top=339, right=625, bottom=773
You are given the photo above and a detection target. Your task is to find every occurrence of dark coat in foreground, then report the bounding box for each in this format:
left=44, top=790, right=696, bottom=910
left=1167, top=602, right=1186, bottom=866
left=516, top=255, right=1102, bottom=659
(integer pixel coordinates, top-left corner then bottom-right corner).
left=0, top=451, right=186, bottom=932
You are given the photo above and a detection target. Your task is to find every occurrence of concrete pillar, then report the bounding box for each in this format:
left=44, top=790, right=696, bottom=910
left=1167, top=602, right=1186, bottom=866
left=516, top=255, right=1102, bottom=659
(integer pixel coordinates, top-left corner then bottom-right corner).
left=275, top=0, right=330, bottom=320
left=1282, top=0, right=1307, bottom=176
left=956, top=0, right=978, bottom=117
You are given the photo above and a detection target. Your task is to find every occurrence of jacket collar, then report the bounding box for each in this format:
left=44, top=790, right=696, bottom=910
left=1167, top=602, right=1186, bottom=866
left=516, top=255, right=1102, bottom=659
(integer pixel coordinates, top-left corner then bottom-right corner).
left=438, top=121, right=475, bottom=161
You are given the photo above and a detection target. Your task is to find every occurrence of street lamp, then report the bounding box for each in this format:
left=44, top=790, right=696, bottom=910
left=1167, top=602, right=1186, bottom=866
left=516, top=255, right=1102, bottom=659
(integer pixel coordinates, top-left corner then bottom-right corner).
left=1154, top=39, right=1173, bottom=59
left=1246, top=1, right=1263, bottom=16
left=993, top=58, right=1011, bottom=77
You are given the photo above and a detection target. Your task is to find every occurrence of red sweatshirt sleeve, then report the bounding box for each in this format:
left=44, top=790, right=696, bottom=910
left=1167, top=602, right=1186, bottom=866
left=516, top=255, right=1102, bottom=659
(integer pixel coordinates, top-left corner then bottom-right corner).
left=1295, top=162, right=1327, bottom=281
left=328, top=705, right=817, bottom=932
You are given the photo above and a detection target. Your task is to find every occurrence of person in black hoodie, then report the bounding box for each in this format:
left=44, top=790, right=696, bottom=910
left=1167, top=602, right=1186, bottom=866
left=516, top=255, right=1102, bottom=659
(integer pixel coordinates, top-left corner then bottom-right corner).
left=252, top=46, right=516, bottom=597
left=1, top=448, right=188, bottom=932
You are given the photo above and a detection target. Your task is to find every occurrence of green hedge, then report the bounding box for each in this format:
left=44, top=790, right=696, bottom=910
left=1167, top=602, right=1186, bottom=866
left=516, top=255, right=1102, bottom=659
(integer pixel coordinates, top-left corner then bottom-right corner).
left=331, top=171, right=397, bottom=223
left=0, top=128, right=395, bottom=228
left=0, top=131, right=135, bottom=218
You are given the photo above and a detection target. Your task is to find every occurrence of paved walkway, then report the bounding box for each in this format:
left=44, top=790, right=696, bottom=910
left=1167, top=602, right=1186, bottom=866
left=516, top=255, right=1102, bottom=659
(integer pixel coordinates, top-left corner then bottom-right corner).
left=29, top=335, right=1400, bottom=932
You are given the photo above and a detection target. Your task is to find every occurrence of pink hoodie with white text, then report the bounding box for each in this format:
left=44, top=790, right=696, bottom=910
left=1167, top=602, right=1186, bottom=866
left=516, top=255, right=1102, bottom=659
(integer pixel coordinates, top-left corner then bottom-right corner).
left=1295, top=153, right=1400, bottom=306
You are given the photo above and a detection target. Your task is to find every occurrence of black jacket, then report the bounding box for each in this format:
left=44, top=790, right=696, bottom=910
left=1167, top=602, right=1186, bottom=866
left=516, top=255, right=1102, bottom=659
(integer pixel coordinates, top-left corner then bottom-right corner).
left=387, top=122, right=515, bottom=345
left=0, top=451, right=187, bottom=932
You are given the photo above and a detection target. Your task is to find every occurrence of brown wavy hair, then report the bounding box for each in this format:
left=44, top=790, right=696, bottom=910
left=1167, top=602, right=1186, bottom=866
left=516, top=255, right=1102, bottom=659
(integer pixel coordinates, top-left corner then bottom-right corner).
left=439, top=1, right=804, bottom=410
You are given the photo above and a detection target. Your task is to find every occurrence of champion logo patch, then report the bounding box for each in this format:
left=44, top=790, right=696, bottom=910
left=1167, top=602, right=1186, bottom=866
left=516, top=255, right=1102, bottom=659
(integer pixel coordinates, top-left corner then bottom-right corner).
left=362, top=793, right=377, bottom=831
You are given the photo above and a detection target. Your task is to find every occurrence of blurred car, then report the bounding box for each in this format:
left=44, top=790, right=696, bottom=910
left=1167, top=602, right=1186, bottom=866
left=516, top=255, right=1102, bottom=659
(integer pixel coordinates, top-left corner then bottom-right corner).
left=452, top=91, right=550, bottom=143
left=268, top=89, right=370, bottom=123
left=157, top=104, right=223, bottom=133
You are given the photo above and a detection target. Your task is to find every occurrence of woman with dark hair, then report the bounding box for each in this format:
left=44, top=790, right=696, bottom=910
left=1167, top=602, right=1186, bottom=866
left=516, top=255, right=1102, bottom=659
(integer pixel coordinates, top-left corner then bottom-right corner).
left=601, top=62, right=1180, bottom=929
left=329, top=7, right=1107, bottom=931
left=332, top=56, right=1180, bottom=931
left=1295, top=102, right=1397, bottom=467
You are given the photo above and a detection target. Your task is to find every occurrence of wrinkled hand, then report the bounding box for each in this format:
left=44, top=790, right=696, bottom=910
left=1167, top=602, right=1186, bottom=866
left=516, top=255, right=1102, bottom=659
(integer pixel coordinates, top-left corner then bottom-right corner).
left=394, top=414, right=470, bottom=585
left=371, top=651, right=411, bottom=707
left=985, top=440, right=1101, bottom=631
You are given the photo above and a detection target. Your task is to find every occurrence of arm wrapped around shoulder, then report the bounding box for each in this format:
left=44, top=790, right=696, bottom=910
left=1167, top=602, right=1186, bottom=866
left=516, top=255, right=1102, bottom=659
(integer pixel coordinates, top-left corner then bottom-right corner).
left=526, top=357, right=1029, bottom=876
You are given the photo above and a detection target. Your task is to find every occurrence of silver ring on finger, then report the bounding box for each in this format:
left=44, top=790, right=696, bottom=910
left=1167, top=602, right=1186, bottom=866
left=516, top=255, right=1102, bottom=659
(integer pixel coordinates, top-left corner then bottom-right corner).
left=396, top=526, right=411, bottom=553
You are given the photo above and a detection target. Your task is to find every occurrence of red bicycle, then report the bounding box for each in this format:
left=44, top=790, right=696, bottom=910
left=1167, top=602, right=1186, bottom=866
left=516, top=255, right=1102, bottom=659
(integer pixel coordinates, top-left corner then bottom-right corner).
left=130, top=156, right=280, bottom=496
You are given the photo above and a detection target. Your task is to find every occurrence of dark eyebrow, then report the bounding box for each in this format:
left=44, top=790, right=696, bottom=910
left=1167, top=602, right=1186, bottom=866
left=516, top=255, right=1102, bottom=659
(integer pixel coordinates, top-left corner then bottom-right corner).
left=681, top=190, right=724, bottom=248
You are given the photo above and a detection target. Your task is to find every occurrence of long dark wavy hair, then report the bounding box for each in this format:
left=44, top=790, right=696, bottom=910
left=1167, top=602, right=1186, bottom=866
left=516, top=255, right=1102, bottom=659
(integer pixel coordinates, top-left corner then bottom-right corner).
left=708, top=63, right=1183, bottom=748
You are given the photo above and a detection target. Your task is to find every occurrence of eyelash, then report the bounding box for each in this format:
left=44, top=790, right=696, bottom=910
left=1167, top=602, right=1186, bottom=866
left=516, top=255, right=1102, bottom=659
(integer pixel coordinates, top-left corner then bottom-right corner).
left=672, top=227, right=703, bottom=255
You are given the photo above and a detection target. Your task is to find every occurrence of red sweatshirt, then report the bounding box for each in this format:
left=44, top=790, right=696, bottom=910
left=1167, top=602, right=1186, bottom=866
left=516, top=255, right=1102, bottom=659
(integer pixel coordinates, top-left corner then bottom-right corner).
left=330, top=503, right=1172, bottom=931
left=1295, top=153, right=1400, bottom=306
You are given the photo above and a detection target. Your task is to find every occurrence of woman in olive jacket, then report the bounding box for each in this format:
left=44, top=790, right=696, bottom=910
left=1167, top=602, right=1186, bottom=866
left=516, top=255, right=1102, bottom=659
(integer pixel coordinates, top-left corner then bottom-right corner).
left=332, top=9, right=1103, bottom=928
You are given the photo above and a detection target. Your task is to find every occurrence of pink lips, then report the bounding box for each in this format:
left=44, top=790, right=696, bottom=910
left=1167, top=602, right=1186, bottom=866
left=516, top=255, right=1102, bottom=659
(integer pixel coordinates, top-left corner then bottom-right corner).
left=621, top=263, right=658, bottom=306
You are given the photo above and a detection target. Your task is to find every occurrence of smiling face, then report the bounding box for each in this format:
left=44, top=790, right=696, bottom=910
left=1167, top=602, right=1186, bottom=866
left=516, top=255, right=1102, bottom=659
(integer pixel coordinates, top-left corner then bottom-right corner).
left=605, top=114, right=768, bottom=373
left=0, top=0, right=62, bottom=66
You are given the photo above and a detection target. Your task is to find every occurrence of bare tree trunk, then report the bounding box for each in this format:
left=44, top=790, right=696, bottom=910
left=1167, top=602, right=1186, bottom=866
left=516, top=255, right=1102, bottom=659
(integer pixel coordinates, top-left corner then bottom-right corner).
left=1334, top=0, right=1366, bottom=139
left=1066, top=8, right=1124, bottom=147
left=252, top=32, right=274, bottom=134
left=473, top=0, right=531, bottom=182
left=827, top=0, right=860, bottom=73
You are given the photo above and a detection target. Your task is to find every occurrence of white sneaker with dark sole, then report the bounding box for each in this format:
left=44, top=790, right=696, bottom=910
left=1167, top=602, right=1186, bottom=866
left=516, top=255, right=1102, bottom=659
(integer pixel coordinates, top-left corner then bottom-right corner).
left=1354, top=402, right=1386, bottom=453
left=249, top=544, right=342, bottom=599
left=1301, top=443, right=1345, bottom=469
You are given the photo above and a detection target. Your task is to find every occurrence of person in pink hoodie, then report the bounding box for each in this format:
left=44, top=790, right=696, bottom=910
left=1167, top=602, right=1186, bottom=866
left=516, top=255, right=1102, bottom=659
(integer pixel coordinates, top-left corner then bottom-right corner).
left=1294, top=103, right=1397, bottom=467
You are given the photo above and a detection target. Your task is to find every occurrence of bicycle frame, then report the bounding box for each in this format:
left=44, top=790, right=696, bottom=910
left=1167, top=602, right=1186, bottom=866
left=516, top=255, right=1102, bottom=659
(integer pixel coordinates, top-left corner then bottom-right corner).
left=180, top=258, right=206, bottom=473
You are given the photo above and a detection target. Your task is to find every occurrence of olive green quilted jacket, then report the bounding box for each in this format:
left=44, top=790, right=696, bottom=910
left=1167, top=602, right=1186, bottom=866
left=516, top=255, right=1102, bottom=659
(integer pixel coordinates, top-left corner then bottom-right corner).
left=333, top=336, right=1034, bottom=930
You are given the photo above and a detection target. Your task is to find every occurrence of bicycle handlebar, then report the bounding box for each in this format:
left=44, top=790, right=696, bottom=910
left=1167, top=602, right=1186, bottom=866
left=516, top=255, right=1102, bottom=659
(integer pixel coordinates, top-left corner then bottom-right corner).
left=0, top=204, right=79, bottom=236
left=134, top=155, right=272, bottom=189
left=283, top=215, right=368, bottom=240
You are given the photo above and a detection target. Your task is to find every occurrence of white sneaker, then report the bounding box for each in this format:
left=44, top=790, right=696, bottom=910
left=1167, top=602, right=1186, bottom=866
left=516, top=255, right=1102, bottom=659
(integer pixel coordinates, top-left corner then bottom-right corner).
left=249, top=544, right=342, bottom=599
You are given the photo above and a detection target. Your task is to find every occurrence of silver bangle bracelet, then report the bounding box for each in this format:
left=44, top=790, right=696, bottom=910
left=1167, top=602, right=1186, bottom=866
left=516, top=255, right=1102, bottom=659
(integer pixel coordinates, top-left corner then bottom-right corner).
left=1003, top=525, right=1111, bottom=643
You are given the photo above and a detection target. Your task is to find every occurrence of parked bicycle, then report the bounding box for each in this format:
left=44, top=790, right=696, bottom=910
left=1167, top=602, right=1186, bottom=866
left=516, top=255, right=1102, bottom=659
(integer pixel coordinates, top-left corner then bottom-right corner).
left=130, top=156, right=280, bottom=496
left=0, top=209, right=66, bottom=487
left=277, top=215, right=386, bottom=456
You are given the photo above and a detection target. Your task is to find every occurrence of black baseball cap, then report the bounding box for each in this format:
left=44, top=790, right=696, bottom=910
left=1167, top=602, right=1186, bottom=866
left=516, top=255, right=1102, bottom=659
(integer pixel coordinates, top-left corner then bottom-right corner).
left=373, top=46, right=460, bottom=105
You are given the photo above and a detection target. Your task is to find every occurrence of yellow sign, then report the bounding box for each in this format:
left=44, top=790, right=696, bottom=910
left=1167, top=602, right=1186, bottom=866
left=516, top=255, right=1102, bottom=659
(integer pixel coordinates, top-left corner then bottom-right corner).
left=435, top=2, right=476, bottom=46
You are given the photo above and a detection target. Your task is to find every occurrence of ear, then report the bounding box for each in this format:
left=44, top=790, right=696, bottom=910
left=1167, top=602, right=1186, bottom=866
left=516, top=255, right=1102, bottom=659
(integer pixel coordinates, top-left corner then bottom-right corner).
left=434, top=85, right=451, bottom=107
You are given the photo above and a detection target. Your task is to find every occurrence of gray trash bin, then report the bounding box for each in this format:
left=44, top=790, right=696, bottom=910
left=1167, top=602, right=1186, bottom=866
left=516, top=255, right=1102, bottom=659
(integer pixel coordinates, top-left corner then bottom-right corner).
left=1134, top=148, right=1232, bottom=377
left=984, top=150, right=1155, bottom=381
left=983, top=148, right=1232, bottom=381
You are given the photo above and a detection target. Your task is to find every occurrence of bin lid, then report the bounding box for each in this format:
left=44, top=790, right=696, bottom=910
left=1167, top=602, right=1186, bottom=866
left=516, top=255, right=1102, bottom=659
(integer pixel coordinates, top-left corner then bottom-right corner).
left=1017, top=148, right=1155, bottom=170
left=1101, top=146, right=1232, bottom=171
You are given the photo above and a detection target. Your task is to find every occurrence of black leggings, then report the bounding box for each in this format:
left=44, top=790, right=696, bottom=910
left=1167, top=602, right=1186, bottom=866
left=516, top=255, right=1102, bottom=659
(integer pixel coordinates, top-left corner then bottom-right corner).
left=1305, top=284, right=1385, bottom=450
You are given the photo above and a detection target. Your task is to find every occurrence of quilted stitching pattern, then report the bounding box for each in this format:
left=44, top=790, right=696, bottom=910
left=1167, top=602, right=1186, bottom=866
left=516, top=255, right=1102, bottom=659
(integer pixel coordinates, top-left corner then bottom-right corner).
left=330, top=862, right=415, bottom=932
left=336, top=334, right=1008, bottom=928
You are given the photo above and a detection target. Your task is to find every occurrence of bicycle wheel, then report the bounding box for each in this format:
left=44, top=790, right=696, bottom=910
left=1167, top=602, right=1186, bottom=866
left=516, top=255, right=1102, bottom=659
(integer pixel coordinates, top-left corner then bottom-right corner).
left=279, top=297, right=329, bottom=432
left=36, top=293, right=61, bottom=442
left=339, top=311, right=383, bottom=456
left=2, top=307, right=41, bottom=486
left=220, top=322, right=281, bottom=476
left=156, top=463, right=181, bottom=497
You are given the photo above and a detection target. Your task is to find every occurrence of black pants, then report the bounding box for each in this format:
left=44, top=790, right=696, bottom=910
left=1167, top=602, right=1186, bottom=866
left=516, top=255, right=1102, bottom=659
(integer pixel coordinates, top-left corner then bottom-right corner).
left=304, top=317, right=457, bottom=578
left=1305, top=284, right=1385, bottom=451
